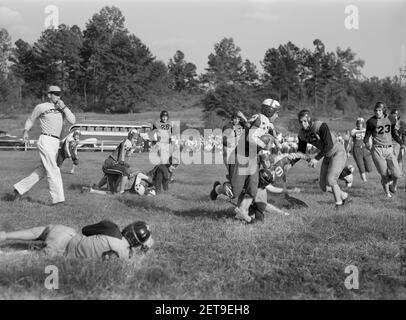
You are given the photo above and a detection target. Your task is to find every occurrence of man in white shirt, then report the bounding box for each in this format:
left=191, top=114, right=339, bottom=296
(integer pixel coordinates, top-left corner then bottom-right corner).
left=12, top=86, right=76, bottom=205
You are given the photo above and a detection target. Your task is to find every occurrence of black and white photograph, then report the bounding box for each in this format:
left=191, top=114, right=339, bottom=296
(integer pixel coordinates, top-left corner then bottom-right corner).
left=0, top=0, right=405, bottom=303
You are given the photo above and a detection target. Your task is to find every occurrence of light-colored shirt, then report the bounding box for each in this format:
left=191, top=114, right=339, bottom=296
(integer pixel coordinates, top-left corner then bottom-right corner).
left=65, top=234, right=131, bottom=259
left=24, top=102, right=76, bottom=137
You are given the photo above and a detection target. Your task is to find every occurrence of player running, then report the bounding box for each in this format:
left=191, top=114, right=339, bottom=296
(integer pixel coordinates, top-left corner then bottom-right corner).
left=364, top=102, right=405, bottom=197
left=347, top=117, right=374, bottom=182
left=210, top=98, right=281, bottom=223
left=57, top=129, right=81, bottom=174
left=294, top=109, right=350, bottom=210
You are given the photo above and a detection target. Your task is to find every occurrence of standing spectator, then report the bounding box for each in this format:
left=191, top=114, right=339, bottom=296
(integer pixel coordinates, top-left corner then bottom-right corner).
left=12, top=86, right=76, bottom=205
left=364, top=102, right=405, bottom=197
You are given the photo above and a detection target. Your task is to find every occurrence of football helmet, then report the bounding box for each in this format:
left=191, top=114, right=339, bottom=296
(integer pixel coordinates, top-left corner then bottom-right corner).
left=298, top=109, right=312, bottom=130
left=258, top=168, right=274, bottom=189
left=355, top=117, right=364, bottom=128
left=128, top=128, right=139, bottom=140
left=121, top=221, right=151, bottom=248
left=160, top=110, right=169, bottom=120
left=261, top=98, right=280, bottom=118
left=390, top=108, right=400, bottom=119
left=134, top=183, right=146, bottom=195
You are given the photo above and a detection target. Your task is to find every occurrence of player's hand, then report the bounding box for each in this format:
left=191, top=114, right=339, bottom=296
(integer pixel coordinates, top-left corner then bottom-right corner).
left=365, top=142, right=371, bottom=150
left=308, top=158, right=318, bottom=168
left=55, top=99, right=66, bottom=110
left=290, top=187, right=301, bottom=193
left=22, top=130, right=29, bottom=141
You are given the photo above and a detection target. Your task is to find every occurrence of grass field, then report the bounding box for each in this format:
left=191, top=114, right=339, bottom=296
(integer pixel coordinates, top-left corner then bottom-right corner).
left=0, top=148, right=405, bottom=299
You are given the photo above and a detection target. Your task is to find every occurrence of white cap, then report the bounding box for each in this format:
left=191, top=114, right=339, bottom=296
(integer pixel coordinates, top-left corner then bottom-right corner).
left=262, top=98, right=280, bottom=109
left=48, top=85, right=61, bottom=93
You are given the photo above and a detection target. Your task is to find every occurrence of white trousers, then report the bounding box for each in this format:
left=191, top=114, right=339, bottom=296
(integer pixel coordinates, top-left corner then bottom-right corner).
left=14, top=135, right=65, bottom=204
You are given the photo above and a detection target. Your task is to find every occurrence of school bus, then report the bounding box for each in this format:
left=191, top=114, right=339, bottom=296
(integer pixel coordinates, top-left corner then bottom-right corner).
left=68, top=121, right=153, bottom=151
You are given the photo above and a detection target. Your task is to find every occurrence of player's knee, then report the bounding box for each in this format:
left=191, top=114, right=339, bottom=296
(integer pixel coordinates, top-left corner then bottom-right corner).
left=326, top=175, right=338, bottom=187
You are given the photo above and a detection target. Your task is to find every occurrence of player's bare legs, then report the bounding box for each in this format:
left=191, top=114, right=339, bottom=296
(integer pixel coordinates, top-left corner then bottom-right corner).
left=0, top=226, right=47, bottom=241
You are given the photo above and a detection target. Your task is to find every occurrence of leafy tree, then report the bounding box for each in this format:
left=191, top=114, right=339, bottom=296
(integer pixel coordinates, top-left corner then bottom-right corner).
left=168, top=50, right=198, bottom=91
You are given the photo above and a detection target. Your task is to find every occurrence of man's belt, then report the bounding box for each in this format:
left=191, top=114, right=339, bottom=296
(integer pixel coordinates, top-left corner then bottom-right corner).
left=41, top=132, right=60, bottom=139
left=374, top=144, right=392, bottom=148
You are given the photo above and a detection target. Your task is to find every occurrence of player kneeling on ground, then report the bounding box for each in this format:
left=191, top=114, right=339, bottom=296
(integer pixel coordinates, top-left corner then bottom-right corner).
left=0, top=220, right=153, bottom=260
left=101, top=129, right=139, bottom=194
left=57, top=129, right=80, bottom=174
left=146, top=156, right=179, bottom=193
left=85, top=170, right=156, bottom=196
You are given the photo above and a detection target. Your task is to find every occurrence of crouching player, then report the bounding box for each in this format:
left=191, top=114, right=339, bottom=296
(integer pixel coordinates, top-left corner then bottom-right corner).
left=85, top=170, right=156, bottom=196
left=210, top=99, right=281, bottom=223
left=101, top=129, right=139, bottom=194
left=146, top=156, right=179, bottom=193
left=57, top=129, right=80, bottom=174
left=249, top=151, right=309, bottom=221
left=0, top=220, right=154, bottom=260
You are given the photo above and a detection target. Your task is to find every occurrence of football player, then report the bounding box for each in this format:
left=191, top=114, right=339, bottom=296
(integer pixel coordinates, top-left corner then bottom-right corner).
left=390, top=108, right=406, bottom=175
left=347, top=117, right=374, bottom=182
left=146, top=156, right=179, bottom=193
left=56, top=129, right=80, bottom=174
left=210, top=98, right=281, bottom=223
left=295, top=109, right=350, bottom=210
left=0, top=220, right=153, bottom=260
left=364, top=102, right=405, bottom=197
left=101, top=129, right=139, bottom=194
left=222, top=112, right=245, bottom=179
left=84, top=170, right=156, bottom=196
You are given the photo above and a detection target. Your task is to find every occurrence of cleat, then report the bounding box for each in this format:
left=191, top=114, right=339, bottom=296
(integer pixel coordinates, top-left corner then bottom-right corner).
left=234, top=207, right=252, bottom=223
left=223, top=182, right=234, bottom=199
left=51, top=201, right=65, bottom=207
left=342, top=196, right=352, bottom=206
left=386, top=192, right=392, bottom=198
left=210, top=181, right=221, bottom=201
left=389, top=184, right=397, bottom=194
left=335, top=203, right=344, bottom=211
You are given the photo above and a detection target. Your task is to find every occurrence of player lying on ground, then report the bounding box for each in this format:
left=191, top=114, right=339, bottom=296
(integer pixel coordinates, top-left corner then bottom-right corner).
left=85, top=170, right=156, bottom=196
left=0, top=220, right=153, bottom=260
left=56, top=129, right=80, bottom=174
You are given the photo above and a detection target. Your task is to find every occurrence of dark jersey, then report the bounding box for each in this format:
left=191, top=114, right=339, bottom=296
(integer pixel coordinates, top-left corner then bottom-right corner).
left=148, top=164, right=171, bottom=192
left=364, top=114, right=403, bottom=146
left=298, top=120, right=338, bottom=160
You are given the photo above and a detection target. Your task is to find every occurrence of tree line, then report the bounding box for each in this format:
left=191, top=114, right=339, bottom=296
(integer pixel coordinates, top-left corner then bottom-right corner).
left=0, top=6, right=404, bottom=117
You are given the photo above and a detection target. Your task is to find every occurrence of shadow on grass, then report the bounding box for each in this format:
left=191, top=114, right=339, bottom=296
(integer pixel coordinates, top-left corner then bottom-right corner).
left=1, top=193, right=48, bottom=206
left=68, top=183, right=88, bottom=191
left=119, top=197, right=235, bottom=220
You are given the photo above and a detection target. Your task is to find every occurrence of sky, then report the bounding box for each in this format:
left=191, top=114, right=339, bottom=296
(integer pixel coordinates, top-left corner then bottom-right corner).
left=0, top=0, right=405, bottom=78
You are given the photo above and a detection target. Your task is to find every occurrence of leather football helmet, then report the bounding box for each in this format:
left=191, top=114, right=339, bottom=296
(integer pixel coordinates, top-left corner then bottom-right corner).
left=121, top=221, right=151, bottom=248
